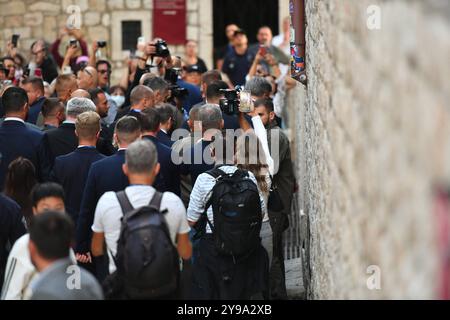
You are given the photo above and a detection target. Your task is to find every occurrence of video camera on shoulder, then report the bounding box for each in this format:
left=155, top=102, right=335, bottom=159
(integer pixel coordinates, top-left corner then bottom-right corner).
left=219, top=86, right=244, bottom=115
left=153, top=40, right=170, bottom=58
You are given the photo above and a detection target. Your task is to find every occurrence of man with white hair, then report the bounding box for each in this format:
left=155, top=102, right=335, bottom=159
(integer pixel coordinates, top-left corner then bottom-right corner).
left=44, top=97, right=96, bottom=162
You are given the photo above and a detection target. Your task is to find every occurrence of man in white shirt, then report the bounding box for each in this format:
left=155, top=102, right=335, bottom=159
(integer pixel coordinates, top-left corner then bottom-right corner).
left=1, top=183, right=69, bottom=300
left=187, top=135, right=269, bottom=299
left=91, top=139, right=192, bottom=275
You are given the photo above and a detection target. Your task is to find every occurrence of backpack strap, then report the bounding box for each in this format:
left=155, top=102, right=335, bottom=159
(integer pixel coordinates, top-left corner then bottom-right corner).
left=149, top=191, right=164, bottom=212
left=116, top=191, right=134, bottom=215
left=205, top=166, right=226, bottom=180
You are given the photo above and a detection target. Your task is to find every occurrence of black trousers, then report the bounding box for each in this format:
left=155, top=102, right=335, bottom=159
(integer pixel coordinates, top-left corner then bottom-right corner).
left=268, top=211, right=288, bottom=299
left=190, top=236, right=269, bottom=300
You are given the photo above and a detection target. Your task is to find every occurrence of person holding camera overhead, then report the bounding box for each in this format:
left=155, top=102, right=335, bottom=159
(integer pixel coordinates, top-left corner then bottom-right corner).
left=222, top=29, right=255, bottom=87
left=50, top=27, right=88, bottom=74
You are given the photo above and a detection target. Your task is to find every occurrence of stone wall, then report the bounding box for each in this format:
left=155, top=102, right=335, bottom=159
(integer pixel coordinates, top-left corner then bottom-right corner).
left=0, top=0, right=213, bottom=84
left=295, top=0, right=450, bottom=299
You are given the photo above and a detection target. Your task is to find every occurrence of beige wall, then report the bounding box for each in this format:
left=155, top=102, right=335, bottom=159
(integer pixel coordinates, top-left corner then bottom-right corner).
left=0, top=0, right=287, bottom=84
left=0, top=0, right=215, bottom=84
left=295, top=0, right=450, bottom=299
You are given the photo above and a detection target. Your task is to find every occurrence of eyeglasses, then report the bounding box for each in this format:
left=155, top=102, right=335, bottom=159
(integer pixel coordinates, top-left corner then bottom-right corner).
left=98, top=70, right=110, bottom=75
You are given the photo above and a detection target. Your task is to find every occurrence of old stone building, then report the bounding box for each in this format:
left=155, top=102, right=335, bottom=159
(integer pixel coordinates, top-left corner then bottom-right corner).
left=1, top=0, right=449, bottom=300
left=294, top=0, right=450, bottom=299
left=0, top=0, right=289, bottom=84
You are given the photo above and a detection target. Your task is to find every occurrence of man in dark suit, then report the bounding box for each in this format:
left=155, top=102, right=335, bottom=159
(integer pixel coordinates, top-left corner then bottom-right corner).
left=140, top=108, right=181, bottom=196
left=156, top=103, right=176, bottom=147
left=0, top=87, right=52, bottom=189
left=40, top=98, right=65, bottom=131
left=50, top=111, right=105, bottom=225
left=21, top=77, right=46, bottom=125
left=45, top=97, right=113, bottom=163
left=76, top=116, right=141, bottom=260
left=180, top=104, right=224, bottom=186
left=114, top=85, right=154, bottom=122
left=88, top=88, right=115, bottom=154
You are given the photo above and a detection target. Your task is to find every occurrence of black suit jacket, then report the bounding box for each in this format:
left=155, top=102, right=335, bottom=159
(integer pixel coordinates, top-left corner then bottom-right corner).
left=0, top=120, right=52, bottom=188
left=45, top=122, right=115, bottom=164
left=157, top=130, right=175, bottom=147
left=51, top=147, right=105, bottom=224
left=143, top=135, right=181, bottom=196
left=76, top=150, right=129, bottom=253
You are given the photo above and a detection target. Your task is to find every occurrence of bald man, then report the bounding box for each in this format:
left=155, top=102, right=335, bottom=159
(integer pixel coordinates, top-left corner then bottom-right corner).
left=114, top=85, right=155, bottom=122
left=77, top=66, right=98, bottom=90
left=55, top=74, right=78, bottom=104
left=71, top=89, right=91, bottom=99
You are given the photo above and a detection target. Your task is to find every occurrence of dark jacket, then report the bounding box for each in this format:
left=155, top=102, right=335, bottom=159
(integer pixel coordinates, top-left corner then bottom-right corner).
left=76, top=150, right=128, bottom=253
left=0, top=119, right=51, bottom=188
left=156, top=130, right=174, bottom=147
left=26, top=97, right=46, bottom=125
left=28, top=57, right=58, bottom=84
left=267, top=124, right=295, bottom=218
left=142, top=135, right=181, bottom=196
left=0, top=193, right=26, bottom=290
left=177, top=79, right=203, bottom=113
left=50, top=147, right=105, bottom=224
left=45, top=122, right=115, bottom=163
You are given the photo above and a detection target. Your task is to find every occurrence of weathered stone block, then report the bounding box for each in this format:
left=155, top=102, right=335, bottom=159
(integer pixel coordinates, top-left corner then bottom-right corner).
left=126, top=0, right=141, bottom=9
left=4, top=15, right=23, bottom=28
left=24, top=12, right=44, bottom=27
left=84, top=12, right=101, bottom=26
left=0, top=2, right=26, bottom=16
left=107, top=0, right=124, bottom=10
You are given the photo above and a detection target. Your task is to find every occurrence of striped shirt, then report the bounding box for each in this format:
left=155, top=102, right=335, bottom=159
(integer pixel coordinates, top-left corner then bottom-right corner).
left=187, top=165, right=266, bottom=233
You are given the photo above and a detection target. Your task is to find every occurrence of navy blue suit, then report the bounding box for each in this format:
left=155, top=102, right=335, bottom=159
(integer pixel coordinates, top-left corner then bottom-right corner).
left=76, top=150, right=128, bottom=253
left=177, top=79, right=202, bottom=112
left=45, top=122, right=115, bottom=163
left=143, top=135, right=181, bottom=196
left=51, top=147, right=105, bottom=224
left=26, top=97, right=46, bottom=125
left=0, top=119, right=51, bottom=189
left=157, top=130, right=175, bottom=147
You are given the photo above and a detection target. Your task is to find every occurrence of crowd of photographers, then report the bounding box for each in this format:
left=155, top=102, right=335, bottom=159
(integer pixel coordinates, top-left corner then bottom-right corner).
left=0, top=22, right=297, bottom=300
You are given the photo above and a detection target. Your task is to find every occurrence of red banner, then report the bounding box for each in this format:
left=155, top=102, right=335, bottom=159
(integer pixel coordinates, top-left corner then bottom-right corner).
left=153, top=0, right=187, bottom=44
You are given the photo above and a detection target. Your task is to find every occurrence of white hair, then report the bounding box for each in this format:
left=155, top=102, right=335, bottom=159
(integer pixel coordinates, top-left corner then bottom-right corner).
left=66, top=97, right=96, bottom=118
left=126, top=139, right=158, bottom=173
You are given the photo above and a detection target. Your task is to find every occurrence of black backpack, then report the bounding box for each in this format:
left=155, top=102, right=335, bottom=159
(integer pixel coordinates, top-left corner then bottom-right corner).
left=114, top=191, right=179, bottom=299
left=200, top=166, right=263, bottom=261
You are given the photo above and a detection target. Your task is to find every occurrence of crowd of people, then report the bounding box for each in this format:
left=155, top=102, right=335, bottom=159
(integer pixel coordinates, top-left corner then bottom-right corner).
left=0, top=22, right=297, bottom=300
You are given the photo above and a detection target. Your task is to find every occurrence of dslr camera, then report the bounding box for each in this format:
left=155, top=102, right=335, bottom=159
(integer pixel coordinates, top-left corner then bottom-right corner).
left=153, top=40, right=170, bottom=58
left=165, top=68, right=189, bottom=100
left=219, top=86, right=243, bottom=115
